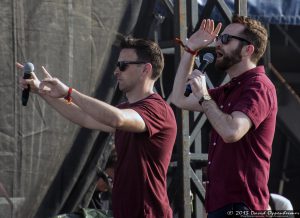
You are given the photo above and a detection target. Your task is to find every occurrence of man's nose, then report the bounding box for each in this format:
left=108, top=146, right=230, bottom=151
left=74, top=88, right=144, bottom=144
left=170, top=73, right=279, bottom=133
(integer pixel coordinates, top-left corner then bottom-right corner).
left=114, top=68, right=119, bottom=76
left=215, top=44, right=221, bottom=50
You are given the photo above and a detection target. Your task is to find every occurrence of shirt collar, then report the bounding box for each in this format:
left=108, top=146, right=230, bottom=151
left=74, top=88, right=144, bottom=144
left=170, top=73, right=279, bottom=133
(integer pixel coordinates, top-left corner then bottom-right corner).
left=224, top=66, right=265, bottom=89
left=231, top=66, right=265, bottom=83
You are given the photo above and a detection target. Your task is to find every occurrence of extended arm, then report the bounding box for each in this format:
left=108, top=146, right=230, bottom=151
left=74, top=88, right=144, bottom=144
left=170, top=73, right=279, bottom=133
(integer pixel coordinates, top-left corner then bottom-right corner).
left=39, top=67, right=146, bottom=133
left=18, top=63, right=114, bottom=132
left=41, top=94, right=115, bottom=132
left=70, top=89, right=147, bottom=132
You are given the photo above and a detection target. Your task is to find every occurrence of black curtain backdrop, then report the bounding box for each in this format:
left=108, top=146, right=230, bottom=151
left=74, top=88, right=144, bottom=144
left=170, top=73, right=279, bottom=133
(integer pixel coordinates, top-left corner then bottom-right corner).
left=0, top=1, right=157, bottom=218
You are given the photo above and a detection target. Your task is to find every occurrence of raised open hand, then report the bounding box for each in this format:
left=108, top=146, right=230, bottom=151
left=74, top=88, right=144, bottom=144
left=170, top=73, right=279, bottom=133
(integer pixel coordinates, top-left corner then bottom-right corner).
left=187, top=19, right=222, bottom=51
left=39, top=66, right=69, bottom=98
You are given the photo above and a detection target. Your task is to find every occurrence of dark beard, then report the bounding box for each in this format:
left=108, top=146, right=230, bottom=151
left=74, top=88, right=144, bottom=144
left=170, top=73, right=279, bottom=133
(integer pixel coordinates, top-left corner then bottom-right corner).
left=215, top=44, right=243, bottom=71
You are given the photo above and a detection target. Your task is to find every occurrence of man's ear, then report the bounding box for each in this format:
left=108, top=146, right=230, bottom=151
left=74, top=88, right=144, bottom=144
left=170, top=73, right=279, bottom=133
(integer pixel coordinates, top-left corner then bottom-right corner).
left=244, top=44, right=255, bottom=56
left=142, top=63, right=153, bottom=78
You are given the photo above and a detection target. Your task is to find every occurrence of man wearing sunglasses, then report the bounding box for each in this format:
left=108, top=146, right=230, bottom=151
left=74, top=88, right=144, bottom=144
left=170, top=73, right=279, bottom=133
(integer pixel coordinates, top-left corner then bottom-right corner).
left=171, top=15, right=277, bottom=217
left=19, top=37, right=177, bottom=218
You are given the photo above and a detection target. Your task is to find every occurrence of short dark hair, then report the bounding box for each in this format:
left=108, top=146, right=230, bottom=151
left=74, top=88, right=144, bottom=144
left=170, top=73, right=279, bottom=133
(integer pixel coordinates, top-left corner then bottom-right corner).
left=232, top=15, right=268, bottom=64
left=120, top=37, right=164, bottom=80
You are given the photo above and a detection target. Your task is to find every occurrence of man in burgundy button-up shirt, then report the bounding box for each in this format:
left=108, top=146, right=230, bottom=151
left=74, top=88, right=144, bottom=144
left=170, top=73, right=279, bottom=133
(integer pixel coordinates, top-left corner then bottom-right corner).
left=171, top=15, right=277, bottom=217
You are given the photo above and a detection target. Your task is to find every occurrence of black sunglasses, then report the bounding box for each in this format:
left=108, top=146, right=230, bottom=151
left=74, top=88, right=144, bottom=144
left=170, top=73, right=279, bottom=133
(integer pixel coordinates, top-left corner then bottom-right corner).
left=216, top=34, right=251, bottom=45
left=116, top=61, right=147, bottom=72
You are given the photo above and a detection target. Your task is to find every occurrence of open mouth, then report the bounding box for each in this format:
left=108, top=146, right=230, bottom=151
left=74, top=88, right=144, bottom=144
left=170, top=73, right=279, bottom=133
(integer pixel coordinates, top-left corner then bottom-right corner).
left=216, top=50, right=224, bottom=59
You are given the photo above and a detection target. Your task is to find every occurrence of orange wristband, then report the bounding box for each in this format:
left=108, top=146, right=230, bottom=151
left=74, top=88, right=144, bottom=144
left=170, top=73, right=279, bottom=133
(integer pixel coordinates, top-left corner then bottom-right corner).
left=175, top=38, right=199, bottom=56
left=64, top=87, right=73, bottom=104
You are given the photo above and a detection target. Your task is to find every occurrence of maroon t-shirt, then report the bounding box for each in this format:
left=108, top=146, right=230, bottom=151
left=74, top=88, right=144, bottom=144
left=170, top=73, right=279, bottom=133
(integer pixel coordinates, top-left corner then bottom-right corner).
left=113, top=93, right=177, bottom=218
left=206, top=66, right=277, bottom=212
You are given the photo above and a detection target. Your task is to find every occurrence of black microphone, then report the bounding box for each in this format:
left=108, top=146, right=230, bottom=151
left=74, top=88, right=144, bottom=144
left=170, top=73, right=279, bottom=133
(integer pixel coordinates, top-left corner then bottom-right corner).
left=184, top=53, right=215, bottom=97
left=22, top=62, right=34, bottom=106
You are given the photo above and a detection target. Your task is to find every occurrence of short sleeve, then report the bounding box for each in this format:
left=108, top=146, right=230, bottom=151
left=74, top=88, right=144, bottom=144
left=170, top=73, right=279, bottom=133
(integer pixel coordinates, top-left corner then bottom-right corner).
left=131, top=97, right=167, bottom=137
left=232, top=81, right=275, bottom=129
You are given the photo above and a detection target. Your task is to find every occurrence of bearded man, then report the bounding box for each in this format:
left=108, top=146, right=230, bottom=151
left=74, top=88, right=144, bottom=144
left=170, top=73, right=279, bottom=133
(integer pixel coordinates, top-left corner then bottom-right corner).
left=171, top=15, right=277, bottom=217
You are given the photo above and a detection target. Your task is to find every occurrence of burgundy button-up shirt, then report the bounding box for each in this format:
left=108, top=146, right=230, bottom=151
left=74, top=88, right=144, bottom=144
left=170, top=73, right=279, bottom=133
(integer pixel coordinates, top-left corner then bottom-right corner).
left=205, top=66, right=277, bottom=212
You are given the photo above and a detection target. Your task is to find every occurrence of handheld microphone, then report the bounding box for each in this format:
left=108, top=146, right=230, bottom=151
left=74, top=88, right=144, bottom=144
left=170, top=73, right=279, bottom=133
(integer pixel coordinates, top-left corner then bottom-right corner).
left=22, top=62, right=34, bottom=106
left=184, top=53, right=215, bottom=97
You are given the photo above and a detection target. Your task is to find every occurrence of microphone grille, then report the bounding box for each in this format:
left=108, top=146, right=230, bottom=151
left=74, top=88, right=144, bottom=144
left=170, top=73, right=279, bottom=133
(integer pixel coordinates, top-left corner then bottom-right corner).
left=203, top=53, right=214, bottom=63
left=24, top=62, right=34, bottom=73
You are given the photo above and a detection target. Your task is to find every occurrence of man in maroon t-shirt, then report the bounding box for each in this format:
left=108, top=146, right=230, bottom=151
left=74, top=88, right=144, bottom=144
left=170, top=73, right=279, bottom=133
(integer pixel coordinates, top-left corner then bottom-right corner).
left=114, top=94, right=176, bottom=218
left=19, top=37, right=177, bottom=217
left=171, top=16, right=277, bottom=216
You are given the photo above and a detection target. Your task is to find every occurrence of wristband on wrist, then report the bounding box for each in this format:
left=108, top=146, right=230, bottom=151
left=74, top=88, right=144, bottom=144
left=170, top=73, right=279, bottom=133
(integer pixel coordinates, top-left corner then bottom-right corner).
left=64, top=87, right=73, bottom=104
left=175, top=38, right=199, bottom=56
